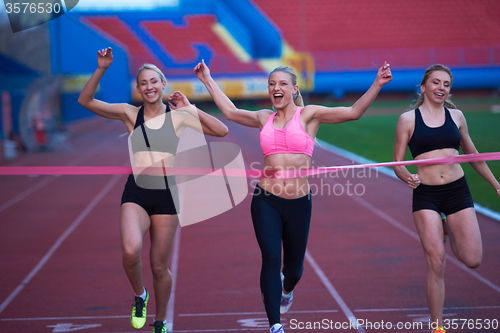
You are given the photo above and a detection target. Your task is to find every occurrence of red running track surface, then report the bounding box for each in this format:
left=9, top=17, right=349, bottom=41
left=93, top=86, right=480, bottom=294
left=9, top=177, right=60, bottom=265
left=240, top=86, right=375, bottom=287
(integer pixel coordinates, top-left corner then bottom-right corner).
left=0, top=117, right=499, bottom=333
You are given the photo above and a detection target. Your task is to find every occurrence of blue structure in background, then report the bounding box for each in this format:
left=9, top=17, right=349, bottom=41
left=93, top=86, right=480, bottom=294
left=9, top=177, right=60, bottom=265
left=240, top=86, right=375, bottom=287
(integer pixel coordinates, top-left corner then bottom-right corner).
left=49, top=0, right=283, bottom=122
left=0, top=54, right=39, bottom=139
left=315, top=67, right=500, bottom=99
left=216, top=0, right=281, bottom=59
left=50, top=14, right=130, bottom=123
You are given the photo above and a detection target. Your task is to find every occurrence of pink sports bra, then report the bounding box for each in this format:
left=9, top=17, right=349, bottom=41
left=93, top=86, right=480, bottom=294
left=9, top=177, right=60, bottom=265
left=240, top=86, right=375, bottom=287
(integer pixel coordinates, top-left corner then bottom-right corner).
left=260, top=107, right=315, bottom=157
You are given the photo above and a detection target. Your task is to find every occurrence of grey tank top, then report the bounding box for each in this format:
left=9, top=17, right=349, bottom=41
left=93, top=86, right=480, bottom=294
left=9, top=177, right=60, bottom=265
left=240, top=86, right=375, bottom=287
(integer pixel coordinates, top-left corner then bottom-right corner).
left=129, top=105, right=179, bottom=155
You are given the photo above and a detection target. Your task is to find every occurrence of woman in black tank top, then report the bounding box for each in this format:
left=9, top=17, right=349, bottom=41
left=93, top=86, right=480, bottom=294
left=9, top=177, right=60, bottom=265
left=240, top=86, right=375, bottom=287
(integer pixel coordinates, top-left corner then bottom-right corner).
left=78, top=47, right=228, bottom=333
left=394, top=64, right=500, bottom=331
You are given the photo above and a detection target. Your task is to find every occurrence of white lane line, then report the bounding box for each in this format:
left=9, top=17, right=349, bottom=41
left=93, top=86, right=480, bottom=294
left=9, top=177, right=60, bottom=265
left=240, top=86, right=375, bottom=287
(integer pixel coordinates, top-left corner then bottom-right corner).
left=305, top=251, right=367, bottom=333
left=0, top=174, right=123, bottom=314
left=355, top=305, right=500, bottom=312
left=168, top=329, right=262, bottom=332
left=0, top=175, right=57, bottom=213
left=71, top=329, right=261, bottom=333
left=0, top=315, right=144, bottom=321
left=1, top=305, right=496, bottom=321
left=74, top=330, right=258, bottom=333
left=166, top=225, right=181, bottom=332
left=178, top=309, right=338, bottom=317
left=348, top=193, right=500, bottom=294
left=0, top=146, right=126, bottom=214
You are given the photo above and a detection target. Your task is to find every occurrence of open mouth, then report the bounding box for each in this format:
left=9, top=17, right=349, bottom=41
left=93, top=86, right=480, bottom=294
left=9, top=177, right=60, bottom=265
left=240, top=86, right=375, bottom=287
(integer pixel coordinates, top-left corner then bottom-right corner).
left=274, top=93, right=283, bottom=103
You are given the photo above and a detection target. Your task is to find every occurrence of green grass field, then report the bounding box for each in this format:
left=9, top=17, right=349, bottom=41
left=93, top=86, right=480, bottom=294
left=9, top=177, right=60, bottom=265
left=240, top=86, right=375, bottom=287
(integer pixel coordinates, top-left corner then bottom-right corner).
left=316, top=111, right=500, bottom=212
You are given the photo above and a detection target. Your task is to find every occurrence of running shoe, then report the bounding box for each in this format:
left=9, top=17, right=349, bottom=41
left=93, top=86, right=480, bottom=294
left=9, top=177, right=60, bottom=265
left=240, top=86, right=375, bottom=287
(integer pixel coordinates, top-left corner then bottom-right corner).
left=280, top=273, right=293, bottom=314
left=131, top=289, right=149, bottom=329
left=270, top=323, right=285, bottom=333
left=431, top=327, right=446, bottom=333
left=280, top=291, right=294, bottom=314
left=150, top=321, right=167, bottom=333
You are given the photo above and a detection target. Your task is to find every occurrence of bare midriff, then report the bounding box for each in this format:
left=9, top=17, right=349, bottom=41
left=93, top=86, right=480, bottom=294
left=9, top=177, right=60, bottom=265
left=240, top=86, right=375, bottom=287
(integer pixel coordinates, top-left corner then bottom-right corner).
left=415, top=148, right=464, bottom=185
left=132, top=152, right=175, bottom=175
left=258, top=153, right=311, bottom=199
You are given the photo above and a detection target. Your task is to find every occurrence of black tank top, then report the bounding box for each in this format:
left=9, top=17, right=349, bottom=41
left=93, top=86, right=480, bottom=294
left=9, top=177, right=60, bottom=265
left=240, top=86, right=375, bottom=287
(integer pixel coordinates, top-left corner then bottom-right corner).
left=408, top=107, right=461, bottom=159
left=130, top=105, right=179, bottom=155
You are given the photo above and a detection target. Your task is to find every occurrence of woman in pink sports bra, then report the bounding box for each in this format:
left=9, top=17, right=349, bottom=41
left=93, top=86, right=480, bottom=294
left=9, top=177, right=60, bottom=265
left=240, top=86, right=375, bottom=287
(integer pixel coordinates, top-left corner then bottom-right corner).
left=195, top=60, right=392, bottom=333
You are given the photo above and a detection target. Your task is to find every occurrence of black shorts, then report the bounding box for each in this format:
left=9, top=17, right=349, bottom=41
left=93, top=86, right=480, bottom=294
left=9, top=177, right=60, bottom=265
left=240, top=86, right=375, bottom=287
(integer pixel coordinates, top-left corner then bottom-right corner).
left=121, top=174, right=178, bottom=216
left=412, top=176, right=474, bottom=216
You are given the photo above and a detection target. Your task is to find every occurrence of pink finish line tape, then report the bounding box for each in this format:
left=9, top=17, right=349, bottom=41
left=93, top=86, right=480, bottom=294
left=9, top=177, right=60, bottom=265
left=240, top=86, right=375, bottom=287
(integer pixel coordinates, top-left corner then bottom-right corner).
left=0, top=152, right=499, bottom=179
left=274, top=152, right=500, bottom=179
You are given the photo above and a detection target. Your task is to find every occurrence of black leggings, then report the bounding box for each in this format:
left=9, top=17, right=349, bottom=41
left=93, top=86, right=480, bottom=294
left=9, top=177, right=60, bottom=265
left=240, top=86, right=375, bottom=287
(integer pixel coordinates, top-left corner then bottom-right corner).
left=250, top=185, right=312, bottom=325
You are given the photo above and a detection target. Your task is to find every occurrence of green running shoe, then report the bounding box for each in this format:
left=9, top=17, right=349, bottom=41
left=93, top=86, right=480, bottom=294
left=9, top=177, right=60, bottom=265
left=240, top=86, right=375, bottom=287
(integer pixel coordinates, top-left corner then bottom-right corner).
left=150, top=321, right=167, bottom=333
left=130, top=289, right=149, bottom=329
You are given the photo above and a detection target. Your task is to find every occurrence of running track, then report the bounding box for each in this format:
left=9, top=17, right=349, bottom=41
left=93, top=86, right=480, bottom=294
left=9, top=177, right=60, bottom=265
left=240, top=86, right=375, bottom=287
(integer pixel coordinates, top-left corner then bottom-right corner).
left=0, top=117, right=499, bottom=333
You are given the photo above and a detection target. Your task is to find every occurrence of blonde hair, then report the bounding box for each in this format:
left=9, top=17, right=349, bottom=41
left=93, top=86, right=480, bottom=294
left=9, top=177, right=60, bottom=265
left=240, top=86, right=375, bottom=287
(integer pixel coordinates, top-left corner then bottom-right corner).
left=269, top=66, right=304, bottom=107
left=136, top=64, right=167, bottom=85
left=411, top=64, right=456, bottom=110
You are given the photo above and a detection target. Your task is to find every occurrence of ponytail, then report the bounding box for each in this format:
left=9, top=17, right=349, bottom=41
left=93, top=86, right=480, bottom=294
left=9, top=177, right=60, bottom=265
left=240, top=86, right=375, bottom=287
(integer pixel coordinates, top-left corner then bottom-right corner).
left=294, top=89, right=304, bottom=107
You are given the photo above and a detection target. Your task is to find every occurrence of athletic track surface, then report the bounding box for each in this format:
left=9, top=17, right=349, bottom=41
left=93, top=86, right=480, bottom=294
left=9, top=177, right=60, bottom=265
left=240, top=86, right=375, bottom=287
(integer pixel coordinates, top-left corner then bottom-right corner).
left=0, top=117, right=499, bottom=333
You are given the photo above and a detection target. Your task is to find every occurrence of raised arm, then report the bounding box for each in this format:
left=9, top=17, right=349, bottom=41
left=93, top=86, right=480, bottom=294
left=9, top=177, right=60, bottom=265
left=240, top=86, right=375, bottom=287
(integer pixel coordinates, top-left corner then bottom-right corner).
left=455, top=110, right=500, bottom=196
left=168, top=91, right=228, bottom=137
left=393, top=111, right=420, bottom=189
left=306, top=62, right=392, bottom=125
left=78, top=47, right=132, bottom=124
left=194, top=60, right=270, bottom=128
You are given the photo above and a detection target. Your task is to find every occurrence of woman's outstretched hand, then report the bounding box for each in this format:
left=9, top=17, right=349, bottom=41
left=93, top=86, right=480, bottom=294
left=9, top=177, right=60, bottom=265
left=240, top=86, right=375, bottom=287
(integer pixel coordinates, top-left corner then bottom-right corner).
left=376, top=61, right=392, bottom=86
left=97, top=47, right=113, bottom=70
left=194, top=59, right=211, bottom=83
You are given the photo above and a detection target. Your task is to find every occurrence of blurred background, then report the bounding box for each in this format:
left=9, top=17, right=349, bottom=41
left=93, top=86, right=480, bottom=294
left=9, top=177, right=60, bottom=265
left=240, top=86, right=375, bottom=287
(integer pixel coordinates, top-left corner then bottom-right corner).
left=0, top=0, right=499, bottom=210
